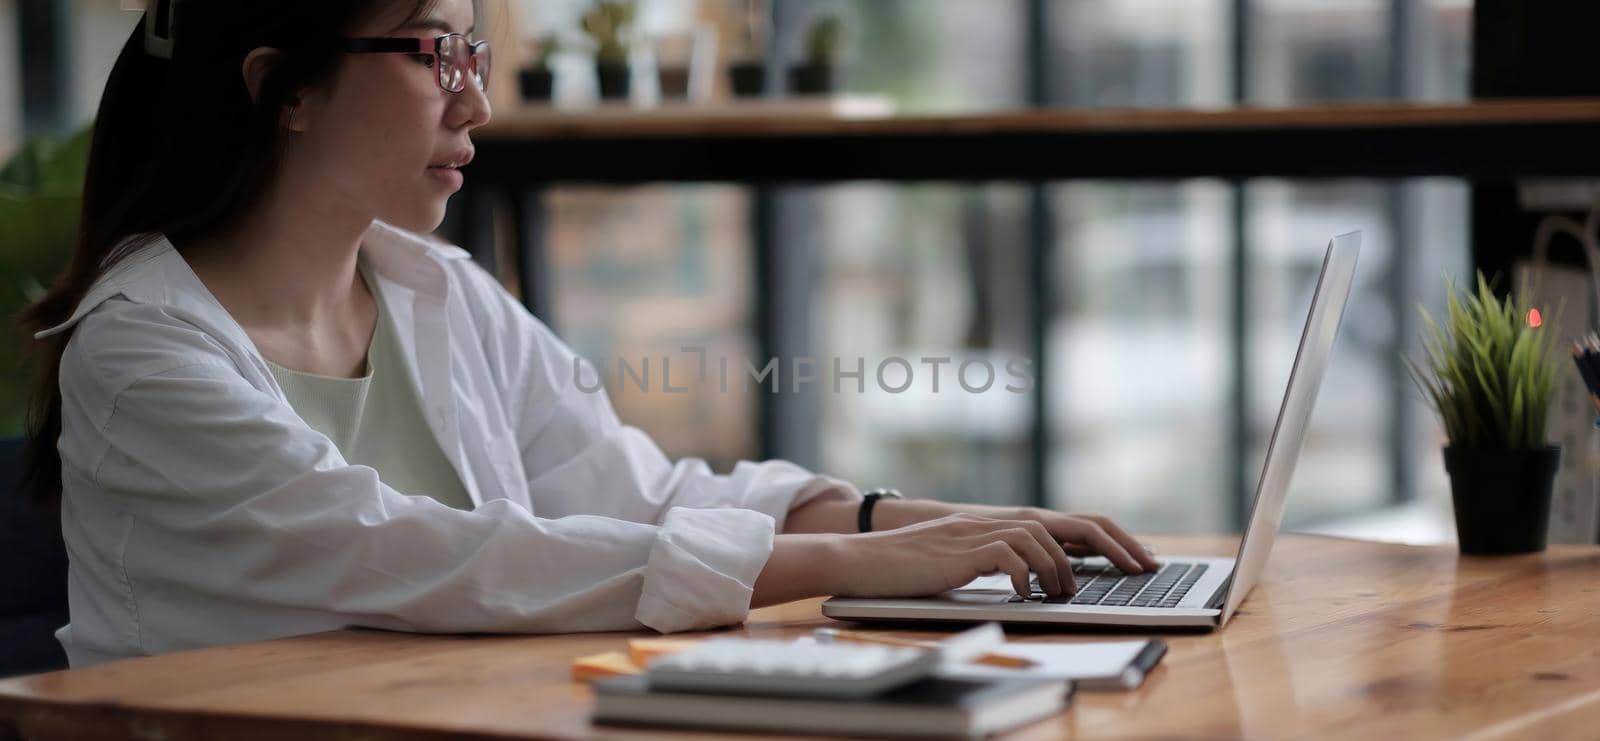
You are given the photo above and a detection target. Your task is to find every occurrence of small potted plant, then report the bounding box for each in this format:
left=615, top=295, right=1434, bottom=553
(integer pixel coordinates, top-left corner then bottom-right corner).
left=518, top=34, right=560, bottom=103
left=582, top=0, right=637, bottom=101
left=788, top=14, right=843, bottom=95
left=727, top=0, right=768, bottom=98
left=1406, top=273, right=1562, bottom=555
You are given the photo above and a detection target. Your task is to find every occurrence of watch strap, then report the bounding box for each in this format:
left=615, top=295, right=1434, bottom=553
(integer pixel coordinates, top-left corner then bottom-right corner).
left=857, top=488, right=904, bottom=533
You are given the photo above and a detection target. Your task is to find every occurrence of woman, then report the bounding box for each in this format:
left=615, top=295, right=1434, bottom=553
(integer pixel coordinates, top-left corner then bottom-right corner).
left=20, top=0, right=1158, bottom=668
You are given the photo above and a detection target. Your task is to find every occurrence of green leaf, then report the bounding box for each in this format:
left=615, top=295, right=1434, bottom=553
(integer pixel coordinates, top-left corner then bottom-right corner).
left=0, top=126, right=91, bottom=197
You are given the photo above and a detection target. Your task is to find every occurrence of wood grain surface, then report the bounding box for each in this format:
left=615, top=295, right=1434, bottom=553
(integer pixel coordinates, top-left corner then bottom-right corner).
left=2, top=534, right=1597, bottom=740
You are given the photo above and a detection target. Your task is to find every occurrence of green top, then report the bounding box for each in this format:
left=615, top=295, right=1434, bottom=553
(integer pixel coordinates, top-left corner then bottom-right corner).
left=266, top=267, right=474, bottom=511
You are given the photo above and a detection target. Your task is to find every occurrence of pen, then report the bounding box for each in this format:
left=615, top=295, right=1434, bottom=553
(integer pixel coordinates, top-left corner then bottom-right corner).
left=813, top=628, right=1037, bottom=669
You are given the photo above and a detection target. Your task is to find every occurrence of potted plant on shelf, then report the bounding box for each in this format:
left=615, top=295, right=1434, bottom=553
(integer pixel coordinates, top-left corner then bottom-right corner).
left=727, top=0, right=768, bottom=98
left=788, top=14, right=843, bottom=95
left=582, top=0, right=636, bottom=101
left=1406, top=273, right=1562, bottom=555
left=518, top=34, right=560, bottom=103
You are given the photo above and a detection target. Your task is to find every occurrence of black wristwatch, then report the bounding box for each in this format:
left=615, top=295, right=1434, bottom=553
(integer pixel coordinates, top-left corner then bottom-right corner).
left=857, top=488, right=905, bottom=533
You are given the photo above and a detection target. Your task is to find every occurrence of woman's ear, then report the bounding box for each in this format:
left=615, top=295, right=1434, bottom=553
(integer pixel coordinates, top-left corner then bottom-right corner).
left=241, top=47, right=312, bottom=133
left=241, top=47, right=281, bottom=105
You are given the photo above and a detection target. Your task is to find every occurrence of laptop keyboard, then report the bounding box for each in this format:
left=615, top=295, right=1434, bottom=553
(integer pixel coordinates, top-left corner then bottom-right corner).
left=1009, top=562, right=1209, bottom=608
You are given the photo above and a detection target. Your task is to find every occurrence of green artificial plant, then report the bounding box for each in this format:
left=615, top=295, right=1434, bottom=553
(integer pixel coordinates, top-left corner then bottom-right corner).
left=0, top=127, right=91, bottom=436
left=581, top=0, right=637, bottom=66
left=804, top=14, right=844, bottom=68
left=1405, top=273, right=1560, bottom=450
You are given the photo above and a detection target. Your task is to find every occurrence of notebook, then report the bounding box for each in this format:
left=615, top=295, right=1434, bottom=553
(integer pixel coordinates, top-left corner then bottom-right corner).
left=591, top=674, right=1071, bottom=739
left=937, top=639, right=1167, bottom=691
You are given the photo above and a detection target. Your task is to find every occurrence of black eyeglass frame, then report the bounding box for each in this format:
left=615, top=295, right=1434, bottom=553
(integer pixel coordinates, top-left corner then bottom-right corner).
left=341, top=33, right=491, bottom=94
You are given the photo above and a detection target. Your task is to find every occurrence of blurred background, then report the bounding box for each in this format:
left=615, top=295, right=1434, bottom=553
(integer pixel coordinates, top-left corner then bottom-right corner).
left=1, top=0, right=1485, bottom=543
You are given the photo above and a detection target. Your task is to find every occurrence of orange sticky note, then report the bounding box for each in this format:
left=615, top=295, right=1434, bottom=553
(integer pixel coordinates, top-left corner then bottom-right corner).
left=570, top=651, right=642, bottom=683
left=627, top=638, right=703, bottom=668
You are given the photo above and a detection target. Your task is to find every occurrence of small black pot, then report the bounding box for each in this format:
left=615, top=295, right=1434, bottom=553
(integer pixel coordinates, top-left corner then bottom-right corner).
left=788, top=63, right=836, bottom=95
left=1443, top=446, right=1560, bottom=555
left=728, top=62, right=766, bottom=97
left=596, top=63, right=630, bottom=100
left=518, top=67, right=554, bottom=102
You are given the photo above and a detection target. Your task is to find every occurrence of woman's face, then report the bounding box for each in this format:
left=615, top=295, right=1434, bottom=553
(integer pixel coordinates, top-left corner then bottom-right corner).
left=288, top=0, right=491, bottom=234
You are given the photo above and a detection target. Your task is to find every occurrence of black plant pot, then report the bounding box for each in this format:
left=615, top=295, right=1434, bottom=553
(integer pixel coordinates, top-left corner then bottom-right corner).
left=518, top=67, right=554, bottom=102
left=1443, top=446, right=1560, bottom=555
left=596, top=63, right=630, bottom=100
left=788, top=63, right=836, bottom=95
left=728, top=62, right=766, bottom=98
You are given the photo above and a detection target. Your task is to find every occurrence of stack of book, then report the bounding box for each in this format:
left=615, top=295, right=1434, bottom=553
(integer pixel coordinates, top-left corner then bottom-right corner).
left=588, top=637, right=1071, bottom=738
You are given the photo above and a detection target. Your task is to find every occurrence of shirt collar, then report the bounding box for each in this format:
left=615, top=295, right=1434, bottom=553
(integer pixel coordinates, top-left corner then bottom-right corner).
left=33, top=220, right=470, bottom=340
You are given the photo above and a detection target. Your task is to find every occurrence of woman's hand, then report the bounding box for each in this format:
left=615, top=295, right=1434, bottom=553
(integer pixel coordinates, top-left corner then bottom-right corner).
left=775, top=492, right=1159, bottom=602
left=756, top=506, right=1160, bottom=607
left=826, top=513, right=1084, bottom=599
left=757, top=517, right=1070, bottom=607
left=873, top=500, right=1161, bottom=575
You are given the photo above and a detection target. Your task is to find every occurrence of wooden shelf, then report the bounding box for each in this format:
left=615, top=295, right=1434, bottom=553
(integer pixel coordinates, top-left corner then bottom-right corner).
left=479, top=98, right=1600, bottom=140
left=487, top=94, right=899, bottom=137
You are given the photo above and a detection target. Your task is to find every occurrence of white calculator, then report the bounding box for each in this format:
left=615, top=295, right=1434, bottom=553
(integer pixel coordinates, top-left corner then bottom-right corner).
left=643, top=638, right=938, bottom=699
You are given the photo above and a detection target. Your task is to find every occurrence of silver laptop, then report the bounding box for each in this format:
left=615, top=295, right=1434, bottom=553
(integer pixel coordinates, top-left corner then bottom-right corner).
left=823, top=232, right=1361, bottom=630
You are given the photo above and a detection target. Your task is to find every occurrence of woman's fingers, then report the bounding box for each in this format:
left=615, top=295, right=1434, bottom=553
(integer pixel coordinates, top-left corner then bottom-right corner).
left=989, top=526, right=1068, bottom=596
left=915, top=510, right=1154, bottom=596
left=1056, top=518, right=1142, bottom=573
left=988, top=508, right=1155, bottom=574
left=978, top=541, right=1033, bottom=597
left=1017, top=520, right=1076, bottom=594
left=1076, top=513, right=1161, bottom=571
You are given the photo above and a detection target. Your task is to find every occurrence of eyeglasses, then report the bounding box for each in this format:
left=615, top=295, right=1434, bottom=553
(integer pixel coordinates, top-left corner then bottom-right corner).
left=341, top=33, right=491, bottom=94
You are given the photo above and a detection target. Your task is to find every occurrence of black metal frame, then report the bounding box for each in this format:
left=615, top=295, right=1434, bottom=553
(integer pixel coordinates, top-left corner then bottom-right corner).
left=1228, top=0, right=1253, bottom=529
left=1025, top=0, right=1051, bottom=516
left=18, top=0, right=70, bottom=137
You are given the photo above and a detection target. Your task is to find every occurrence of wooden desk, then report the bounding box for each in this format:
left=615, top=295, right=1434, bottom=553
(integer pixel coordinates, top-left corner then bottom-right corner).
left=3, top=534, right=1597, bottom=740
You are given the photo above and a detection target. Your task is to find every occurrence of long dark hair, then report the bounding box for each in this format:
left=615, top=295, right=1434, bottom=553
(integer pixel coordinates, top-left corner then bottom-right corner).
left=17, top=0, right=437, bottom=509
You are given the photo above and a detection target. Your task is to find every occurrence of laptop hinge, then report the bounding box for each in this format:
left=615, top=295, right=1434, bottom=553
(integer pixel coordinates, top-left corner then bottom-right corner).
left=1205, top=576, right=1233, bottom=610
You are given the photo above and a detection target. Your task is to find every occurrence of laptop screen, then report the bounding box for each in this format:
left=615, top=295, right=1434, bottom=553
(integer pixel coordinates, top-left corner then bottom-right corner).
left=1219, top=232, right=1361, bottom=622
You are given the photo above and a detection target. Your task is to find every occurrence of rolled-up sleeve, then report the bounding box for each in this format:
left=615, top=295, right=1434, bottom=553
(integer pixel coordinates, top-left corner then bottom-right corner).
left=636, top=507, right=773, bottom=632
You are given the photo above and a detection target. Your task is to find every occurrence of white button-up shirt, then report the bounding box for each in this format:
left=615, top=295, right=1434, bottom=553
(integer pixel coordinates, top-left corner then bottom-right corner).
left=38, top=221, right=859, bottom=667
